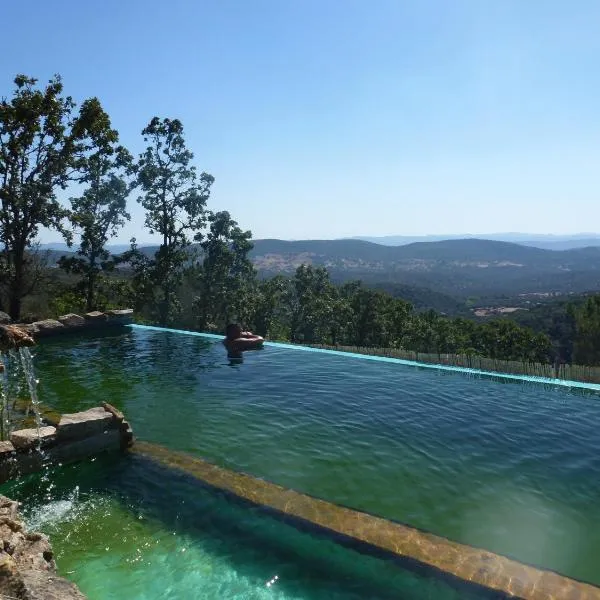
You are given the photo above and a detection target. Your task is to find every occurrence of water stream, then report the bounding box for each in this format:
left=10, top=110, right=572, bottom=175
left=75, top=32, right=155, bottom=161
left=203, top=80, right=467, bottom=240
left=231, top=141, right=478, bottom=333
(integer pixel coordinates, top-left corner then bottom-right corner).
left=0, top=345, right=45, bottom=443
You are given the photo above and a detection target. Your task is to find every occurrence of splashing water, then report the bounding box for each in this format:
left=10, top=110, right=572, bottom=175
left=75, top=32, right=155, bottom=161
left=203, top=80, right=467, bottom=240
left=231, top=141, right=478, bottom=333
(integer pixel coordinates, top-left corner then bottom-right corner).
left=0, top=346, right=44, bottom=443
left=19, top=347, right=42, bottom=442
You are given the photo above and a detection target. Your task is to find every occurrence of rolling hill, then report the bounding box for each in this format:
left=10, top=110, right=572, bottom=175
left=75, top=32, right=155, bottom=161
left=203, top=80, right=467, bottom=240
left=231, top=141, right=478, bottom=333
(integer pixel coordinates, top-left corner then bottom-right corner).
left=249, top=238, right=600, bottom=297
left=38, top=237, right=600, bottom=305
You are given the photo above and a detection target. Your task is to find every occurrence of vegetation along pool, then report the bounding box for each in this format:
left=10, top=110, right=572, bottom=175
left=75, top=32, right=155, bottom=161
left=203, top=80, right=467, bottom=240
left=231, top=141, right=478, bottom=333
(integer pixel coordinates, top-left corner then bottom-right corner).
left=5, top=325, right=600, bottom=597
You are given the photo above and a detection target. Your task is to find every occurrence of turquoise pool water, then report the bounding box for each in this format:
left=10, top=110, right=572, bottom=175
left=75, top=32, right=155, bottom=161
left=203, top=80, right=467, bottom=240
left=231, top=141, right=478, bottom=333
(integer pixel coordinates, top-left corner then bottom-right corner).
left=23, top=326, right=600, bottom=588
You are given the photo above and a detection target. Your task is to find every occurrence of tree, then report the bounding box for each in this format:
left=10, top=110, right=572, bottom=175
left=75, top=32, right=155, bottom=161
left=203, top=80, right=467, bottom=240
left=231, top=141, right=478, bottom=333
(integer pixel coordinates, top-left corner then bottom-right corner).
left=573, top=296, right=600, bottom=365
left=286, top=265, right=338, bottom=343
left=0, top=74, right=118, bottom=319
left=59, top=143, right=132, bottom=311
left=192, top=211, right=255, bottom=330
left=250, top=275, right=290, bottom=338
left=134, top=117, right=213, bottom=326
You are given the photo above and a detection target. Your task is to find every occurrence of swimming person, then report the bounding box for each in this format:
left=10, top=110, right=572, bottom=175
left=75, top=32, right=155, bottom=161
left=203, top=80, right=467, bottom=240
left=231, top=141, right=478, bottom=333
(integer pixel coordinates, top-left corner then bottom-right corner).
left=223, top=323, right=264, bottom=359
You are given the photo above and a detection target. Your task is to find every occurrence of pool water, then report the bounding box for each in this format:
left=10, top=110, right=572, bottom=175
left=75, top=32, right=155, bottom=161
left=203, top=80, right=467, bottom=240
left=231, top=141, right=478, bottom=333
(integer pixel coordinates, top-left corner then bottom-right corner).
left=25, top=327, right=600, bottom=586
left=3, top=454, right=480, bottom=600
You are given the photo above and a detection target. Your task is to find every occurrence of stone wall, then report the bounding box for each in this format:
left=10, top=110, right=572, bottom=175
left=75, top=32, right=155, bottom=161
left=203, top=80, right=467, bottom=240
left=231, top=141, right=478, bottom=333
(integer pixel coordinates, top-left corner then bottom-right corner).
left=0, top=494, right=86, bottom=599
left=10, top=309, right=135, bottom=340
left=0, top=404, right=134, bottom=485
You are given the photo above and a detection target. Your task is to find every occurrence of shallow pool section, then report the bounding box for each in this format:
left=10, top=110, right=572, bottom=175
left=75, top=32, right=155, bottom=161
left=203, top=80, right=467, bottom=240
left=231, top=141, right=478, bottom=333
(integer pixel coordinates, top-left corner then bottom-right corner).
left=33, top=327, right=600, bottom=585
left=2, top=456, right=483, bottom=600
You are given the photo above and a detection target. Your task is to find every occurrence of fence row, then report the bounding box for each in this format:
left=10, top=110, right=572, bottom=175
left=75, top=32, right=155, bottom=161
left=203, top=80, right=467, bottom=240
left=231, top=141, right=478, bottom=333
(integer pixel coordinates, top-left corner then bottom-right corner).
left=304, top=344, right=600, bottom=384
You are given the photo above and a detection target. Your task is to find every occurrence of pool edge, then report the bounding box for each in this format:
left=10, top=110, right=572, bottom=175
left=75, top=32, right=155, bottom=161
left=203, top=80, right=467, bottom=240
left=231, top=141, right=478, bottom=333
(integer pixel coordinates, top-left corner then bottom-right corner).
left=128, top=324, right=600, bottom=392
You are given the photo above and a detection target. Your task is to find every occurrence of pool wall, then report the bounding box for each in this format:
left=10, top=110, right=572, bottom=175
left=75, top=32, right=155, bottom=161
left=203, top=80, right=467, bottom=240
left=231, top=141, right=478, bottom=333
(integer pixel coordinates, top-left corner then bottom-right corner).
left=134, top=441, right=600, bottom=600
left=129, top=324, right=600, bottom=392
left=0, top=404, right=133, bottom=484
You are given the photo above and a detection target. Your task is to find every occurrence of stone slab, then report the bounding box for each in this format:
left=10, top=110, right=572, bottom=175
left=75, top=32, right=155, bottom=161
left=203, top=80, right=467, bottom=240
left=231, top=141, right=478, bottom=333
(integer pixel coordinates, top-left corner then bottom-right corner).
left=50, top=429, right=121, bottom=464
left=84, top=311, right=107, bottom=321
left=10, top=427, right=56, bottom=451
left=102, top=402, right=124, bottom=422
left=0, top=325, right=35, bottom=351
left=57, top=407, right=113, bottom=441
left=0, top=441, right=15, bottom=456
left=0, top=311, right=11, bottom=324
left=58, top=313, right=85, bottom=328
left=31, top=320, right=64, bottom=337
left=106, top=309, right=133, bottom=316
left=15, top=323, right=39, bottom=336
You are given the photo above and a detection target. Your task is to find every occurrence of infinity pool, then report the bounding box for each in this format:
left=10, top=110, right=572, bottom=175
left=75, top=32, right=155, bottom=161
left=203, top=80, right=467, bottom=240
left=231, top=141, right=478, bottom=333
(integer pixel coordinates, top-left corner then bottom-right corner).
left=12, top=326, right=600, bottom=593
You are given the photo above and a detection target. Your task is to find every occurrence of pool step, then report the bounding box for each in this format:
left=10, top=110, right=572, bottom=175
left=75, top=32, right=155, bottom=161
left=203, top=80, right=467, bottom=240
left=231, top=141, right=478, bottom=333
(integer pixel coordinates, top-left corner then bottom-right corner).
left=131, top=440, right=600, bottom=600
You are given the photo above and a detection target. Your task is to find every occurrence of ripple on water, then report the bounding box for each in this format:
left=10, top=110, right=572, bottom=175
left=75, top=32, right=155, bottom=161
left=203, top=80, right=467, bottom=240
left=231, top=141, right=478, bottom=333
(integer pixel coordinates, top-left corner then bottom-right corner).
left=31, top=329, right=600, bottom=585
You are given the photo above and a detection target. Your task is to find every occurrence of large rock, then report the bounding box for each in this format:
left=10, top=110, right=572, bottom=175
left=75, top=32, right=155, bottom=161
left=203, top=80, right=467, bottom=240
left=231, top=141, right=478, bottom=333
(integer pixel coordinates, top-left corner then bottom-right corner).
left=0, top=495, right=86, bottom=599
left=84, top=311, right=107, bottom=322
left=0, top=442, right=15, bottom=456
left=31, top=319, right=64, bottom=337
left=58, top=313, right=85, bottom=328
left=106, top=308, right=134, bottom=324
left=15, top=323, right=39, bottom=337
left=10, top=427, right=56, bottom=451
left=51, top=429, right=121, bottom=463
left=0, top=325, right=35, bottom=351
left=0, top=311, right=11, bottom=325
left=57, top=407, right=113, bottom=441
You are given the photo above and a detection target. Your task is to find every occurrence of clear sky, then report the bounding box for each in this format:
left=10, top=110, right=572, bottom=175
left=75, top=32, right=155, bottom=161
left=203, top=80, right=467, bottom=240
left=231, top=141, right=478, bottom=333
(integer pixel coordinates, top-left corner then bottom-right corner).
left=2, top=0, right=600, bottom=243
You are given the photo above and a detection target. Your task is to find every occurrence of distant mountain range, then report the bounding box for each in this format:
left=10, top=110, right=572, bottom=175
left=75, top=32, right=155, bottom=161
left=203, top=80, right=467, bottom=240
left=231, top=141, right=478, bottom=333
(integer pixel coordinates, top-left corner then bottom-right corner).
left=347, top=233, right=600, bottom=251
left=38, top=236, right=600, bottom=302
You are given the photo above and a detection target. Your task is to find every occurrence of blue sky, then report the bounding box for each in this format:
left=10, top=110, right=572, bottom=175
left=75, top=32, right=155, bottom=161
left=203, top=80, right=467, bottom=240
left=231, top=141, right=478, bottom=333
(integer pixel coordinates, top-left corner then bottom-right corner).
left=2, top=0, right=600, bottom=243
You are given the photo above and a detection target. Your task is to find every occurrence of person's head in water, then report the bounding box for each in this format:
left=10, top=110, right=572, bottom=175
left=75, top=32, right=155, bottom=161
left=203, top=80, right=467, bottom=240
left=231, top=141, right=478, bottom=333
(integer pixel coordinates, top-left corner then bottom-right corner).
left=225, top=323, right=242, bottom=340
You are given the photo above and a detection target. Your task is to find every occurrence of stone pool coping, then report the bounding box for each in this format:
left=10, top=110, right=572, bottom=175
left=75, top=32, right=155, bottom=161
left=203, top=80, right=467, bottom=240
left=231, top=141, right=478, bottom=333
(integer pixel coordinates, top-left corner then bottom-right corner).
left=133, top=441, right=600, bottom=600
left=8, top=309, right=134, bottom=340
left=129, top=324, right=600, bottom=393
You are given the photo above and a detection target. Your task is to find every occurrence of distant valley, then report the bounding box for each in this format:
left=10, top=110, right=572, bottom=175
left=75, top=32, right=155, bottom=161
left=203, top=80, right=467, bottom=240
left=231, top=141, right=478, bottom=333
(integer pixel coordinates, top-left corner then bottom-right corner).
left=39, top=237, right=600, bottom=311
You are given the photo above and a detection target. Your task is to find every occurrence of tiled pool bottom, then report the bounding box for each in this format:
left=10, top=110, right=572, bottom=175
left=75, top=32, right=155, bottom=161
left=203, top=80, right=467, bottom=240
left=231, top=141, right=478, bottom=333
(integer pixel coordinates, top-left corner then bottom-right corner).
left=3, top=455, right=485, bottom=600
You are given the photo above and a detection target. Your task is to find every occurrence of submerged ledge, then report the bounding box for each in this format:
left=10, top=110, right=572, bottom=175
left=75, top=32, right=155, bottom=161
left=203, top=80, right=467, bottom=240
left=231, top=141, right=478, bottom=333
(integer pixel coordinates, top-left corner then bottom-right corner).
left=132, top=441, right=600, bottom=600
left=128, top=324, right=600, bottom=392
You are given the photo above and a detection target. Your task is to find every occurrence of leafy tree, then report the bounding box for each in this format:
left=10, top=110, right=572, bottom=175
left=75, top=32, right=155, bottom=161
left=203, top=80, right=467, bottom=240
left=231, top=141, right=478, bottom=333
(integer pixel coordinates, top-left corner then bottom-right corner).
left=286, top=265, right=338, bottom=343
left=59, top=142, right=132, bottom=311
left=134, top=117, right=213, bottom=325
left=192, top=211, right=255, bottom=330
left=250, top=275, right=290, bottom=338
left=0, top=74, right=117, bottom=319
left=573, top=296, right=600, bottom=365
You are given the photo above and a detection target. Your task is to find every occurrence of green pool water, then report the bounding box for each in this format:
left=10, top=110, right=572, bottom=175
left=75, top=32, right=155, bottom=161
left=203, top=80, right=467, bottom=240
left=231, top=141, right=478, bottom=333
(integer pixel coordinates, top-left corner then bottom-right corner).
left=10, top=326, right=600, bottom=594
left=4, top=454, right=480, bottom=599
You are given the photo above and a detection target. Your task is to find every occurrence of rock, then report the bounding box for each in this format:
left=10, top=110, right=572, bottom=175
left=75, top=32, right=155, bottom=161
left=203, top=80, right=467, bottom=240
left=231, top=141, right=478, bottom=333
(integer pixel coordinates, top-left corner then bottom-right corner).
left=0, top=311, right=11, bottom=325
left=106, top=308, right=134, bottom=324
left=106, top=308, right=133, bottom=316
left=0, top=325, right=35, bottom=351
left=102, top=402, right=124, bottom=422
left=57, top=407, right=113, bottom=441
left=16, top=323, right=39, bottom=337
left=31, top=320, right=64, bottom=337
left=0, top=494, right=86, bottom=599
left=51, top=429, right=122, bottom=464
left=0, top=442, right=15, bottom=457
left=84, top=311, right=107, bottom=322
left=10, top=427, right=56, bottom=451
left=58, top=313, right=85, bottom=328
left=120, top=420, right=134, bottom=449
